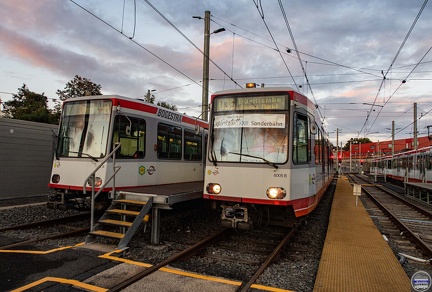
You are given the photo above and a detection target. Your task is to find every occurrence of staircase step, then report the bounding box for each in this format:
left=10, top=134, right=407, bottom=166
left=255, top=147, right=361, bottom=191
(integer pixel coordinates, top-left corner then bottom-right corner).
left=106, top=209, right=140, bottom=216
left=114, top=199, right=148, bottom=206
left=90, top=230, right=125, bottom=239
left=99, top=219, right=133, bottom=227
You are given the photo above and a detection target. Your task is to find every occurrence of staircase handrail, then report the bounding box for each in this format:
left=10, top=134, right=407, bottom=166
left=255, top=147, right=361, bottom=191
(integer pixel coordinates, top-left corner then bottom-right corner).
left=83, top=142, right=121, bottom=231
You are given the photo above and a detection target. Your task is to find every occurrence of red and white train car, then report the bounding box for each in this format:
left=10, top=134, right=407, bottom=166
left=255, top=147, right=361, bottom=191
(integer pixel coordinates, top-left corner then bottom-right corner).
left=203, top=85, right=334, bottom=229
left=371, top=146, right=432, bottom=183
left=48, top=95, right=208, bottom=210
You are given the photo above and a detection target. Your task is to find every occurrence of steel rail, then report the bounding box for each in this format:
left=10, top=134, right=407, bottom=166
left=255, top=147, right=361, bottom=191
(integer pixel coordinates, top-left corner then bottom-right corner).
left=108, top=228, right=229, bottom=292
left=0, top=228, right=89, bottom=250
left=360, top=185, right=432, bottom=259
left=352, top=173, right=432, bottom=219
left=376, top=184, right=432, bottom=218
left=237, top=226, right=298, bottom=292
left=0, top=213, right=90, bottom=232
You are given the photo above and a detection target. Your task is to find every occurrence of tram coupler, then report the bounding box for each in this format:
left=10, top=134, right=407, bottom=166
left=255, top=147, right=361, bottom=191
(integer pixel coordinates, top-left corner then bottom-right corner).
left=221, top=205, right=252, bottom=229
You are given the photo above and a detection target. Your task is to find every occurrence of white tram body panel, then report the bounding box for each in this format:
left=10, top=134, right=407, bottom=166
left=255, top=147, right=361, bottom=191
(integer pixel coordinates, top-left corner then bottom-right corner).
left=205, top=165, right=318, bottom=204
left=48, top=95, right=207, bottom=210
left=203, top=86, right=333, bottom=229
left=52, top=159, right=203, bottom=190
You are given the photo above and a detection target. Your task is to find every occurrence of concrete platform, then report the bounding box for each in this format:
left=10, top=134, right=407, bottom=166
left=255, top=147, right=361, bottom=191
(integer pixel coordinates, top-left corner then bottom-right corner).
left=314, top=176, right=411, bottom=291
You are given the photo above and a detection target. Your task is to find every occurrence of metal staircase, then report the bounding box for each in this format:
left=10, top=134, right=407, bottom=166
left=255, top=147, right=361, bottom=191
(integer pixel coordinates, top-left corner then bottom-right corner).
left=85, top=191, right=155, bottom=250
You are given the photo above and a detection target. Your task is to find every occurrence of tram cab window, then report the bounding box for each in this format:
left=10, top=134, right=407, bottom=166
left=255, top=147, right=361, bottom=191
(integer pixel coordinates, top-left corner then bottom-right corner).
left=184, top=129, right=202, bottom=161
left=293, top=113, right=311, bottom=164
left=157, top=123, right=182, bottom=159
left=112, top=116, right=146, bottom=158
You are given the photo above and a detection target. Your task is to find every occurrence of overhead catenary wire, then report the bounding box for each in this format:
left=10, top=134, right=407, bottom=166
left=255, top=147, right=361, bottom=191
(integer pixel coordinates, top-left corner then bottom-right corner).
left=142, top=0, right=243, bottom=89
left=252, top=0, right=299, bottom=91
left=69, top=0, right=203, bottom=90
left=360, top=0, right=429, bottom=137
left=366, top=45, right=432, bottom=136
left=210, top=16, right=382, bottom=79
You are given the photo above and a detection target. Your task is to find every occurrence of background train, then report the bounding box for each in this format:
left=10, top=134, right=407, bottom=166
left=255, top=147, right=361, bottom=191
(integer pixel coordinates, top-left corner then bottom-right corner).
left=203, top=85, right=334, bottom=229
left=370, top=146, right=432, bottom=184
left=48, top=95, right=208, bottom=210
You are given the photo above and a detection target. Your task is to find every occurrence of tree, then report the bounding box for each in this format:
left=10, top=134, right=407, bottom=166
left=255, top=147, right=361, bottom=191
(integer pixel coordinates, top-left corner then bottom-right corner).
left=157, top=101, right=177, bottom=111
left=56, top=75, right=102, bottom=101
left=342, top=137, right=372, bottom=151
left=2, top=84, right=58, bottom=124
left=145, top=89, right=178, bottom=111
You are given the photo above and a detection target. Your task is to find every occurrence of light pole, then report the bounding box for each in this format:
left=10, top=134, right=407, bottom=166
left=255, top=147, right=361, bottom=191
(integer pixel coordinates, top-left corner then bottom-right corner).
left=349, top=139, right=352, bottom=173
left=201, top=11, right=210, bottom=121
left=194, top=11, right=225, bottom=121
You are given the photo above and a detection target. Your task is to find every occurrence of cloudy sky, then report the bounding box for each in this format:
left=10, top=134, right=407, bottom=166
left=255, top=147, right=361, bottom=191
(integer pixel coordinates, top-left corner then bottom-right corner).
left=1, top=0, right=431, bottom=146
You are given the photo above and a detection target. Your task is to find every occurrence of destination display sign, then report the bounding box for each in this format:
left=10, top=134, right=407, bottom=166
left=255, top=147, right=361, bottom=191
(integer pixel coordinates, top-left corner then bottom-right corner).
left=214, top=114, right=286, bottom=128
left=214, top=95, right=288, bottom=111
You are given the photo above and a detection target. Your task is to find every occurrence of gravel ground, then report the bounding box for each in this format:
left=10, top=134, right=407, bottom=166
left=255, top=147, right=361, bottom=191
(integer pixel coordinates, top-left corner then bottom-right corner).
left=0, top=185, right=336, bottom=292
left=16, top=178, right=432, bottom=292
left=4, top=177, right=430, bottom=291
left=121, top=180, right=337, bottom=292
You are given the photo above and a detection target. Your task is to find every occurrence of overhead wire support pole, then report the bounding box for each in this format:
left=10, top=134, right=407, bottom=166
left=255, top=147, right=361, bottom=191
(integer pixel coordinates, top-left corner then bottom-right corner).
left=202, top=11, right=210, bottom=122
left=414, top=103, right=418, bottom=150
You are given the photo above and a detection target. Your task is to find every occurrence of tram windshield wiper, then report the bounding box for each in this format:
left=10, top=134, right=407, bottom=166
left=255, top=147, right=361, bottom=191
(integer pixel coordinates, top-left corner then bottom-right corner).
left=69, top=151, right=99, bottom=162
left=210, top=150, right=218, bottom=167
left=228, top=152, right=278, bottom=169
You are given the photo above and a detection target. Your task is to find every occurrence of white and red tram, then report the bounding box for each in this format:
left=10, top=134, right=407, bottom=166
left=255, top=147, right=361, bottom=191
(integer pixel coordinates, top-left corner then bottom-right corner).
left=203, top=85, right=334, bottom=229
left=48, top=95, right=208, bottom=210
left=371, top=146, right=432, bottom=183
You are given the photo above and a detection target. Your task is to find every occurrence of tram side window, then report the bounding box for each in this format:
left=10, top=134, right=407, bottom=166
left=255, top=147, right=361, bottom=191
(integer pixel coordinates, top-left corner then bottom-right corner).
left=427, top=154, right=432, bottom=170
left=157, top=123, right=182, bottom=159
left=293, top=113, right=310, bottom=164
left=112, top=116, right=146, bottom=158
left=408, top=156, right=413, bottom=171
left=387, top=160, right=392, bottom=169
left=314, top=128, right=322, bottom=165
left=184, top=129, right=202, bottom=161
left=401, top=157, right=407, bottom=169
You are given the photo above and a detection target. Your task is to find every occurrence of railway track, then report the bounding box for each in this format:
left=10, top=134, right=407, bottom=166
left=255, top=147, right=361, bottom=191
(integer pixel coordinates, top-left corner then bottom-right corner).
left=0, top=212, right=90, bottom=232
left=0, top=213, right=91, bottom=249
left=109, top=225, right=298, bottom=291
left=347, top=174, right=432, bottom=264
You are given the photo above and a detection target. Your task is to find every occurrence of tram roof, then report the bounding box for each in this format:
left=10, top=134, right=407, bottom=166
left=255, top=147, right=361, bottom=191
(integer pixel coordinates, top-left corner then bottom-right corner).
left=212, top=87, right=298, bottom=96
left=61, top=95, right=208, bottom=128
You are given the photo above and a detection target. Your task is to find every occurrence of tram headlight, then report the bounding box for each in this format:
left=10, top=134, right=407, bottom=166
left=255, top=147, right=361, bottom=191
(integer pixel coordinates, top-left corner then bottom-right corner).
left=206, top=183, right=222, bottom=194
left=51, top=174, right=60, bottom=183
left=266, top=187, right=286, bottom=199
left=87, top=177, right=103, bottom=187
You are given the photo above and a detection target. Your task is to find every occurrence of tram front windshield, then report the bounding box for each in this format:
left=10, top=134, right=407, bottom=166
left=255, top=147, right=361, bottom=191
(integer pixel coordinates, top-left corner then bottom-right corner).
left=210, top=94, right=289, bottom=164
left=56, top=99, right=112, bottom=159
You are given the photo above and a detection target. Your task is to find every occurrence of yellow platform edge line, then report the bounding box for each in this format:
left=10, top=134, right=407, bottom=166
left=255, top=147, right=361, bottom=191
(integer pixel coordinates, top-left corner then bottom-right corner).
left=0, top=242, right=85, bottom=254
left=11, top=276, right=107, bottom=292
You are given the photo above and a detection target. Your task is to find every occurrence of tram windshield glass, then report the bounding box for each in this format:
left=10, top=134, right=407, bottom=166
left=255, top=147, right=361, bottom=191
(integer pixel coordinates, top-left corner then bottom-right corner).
left=56, top=99, right=112, bottom=159
left=210, top=94, right=289, bottom=164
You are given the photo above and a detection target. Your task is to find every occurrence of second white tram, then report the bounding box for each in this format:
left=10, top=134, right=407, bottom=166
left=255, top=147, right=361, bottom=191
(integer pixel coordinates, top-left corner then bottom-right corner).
left=48, top=95, right=208, bottom=210
left=203, top=86, right=334, bottom=229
